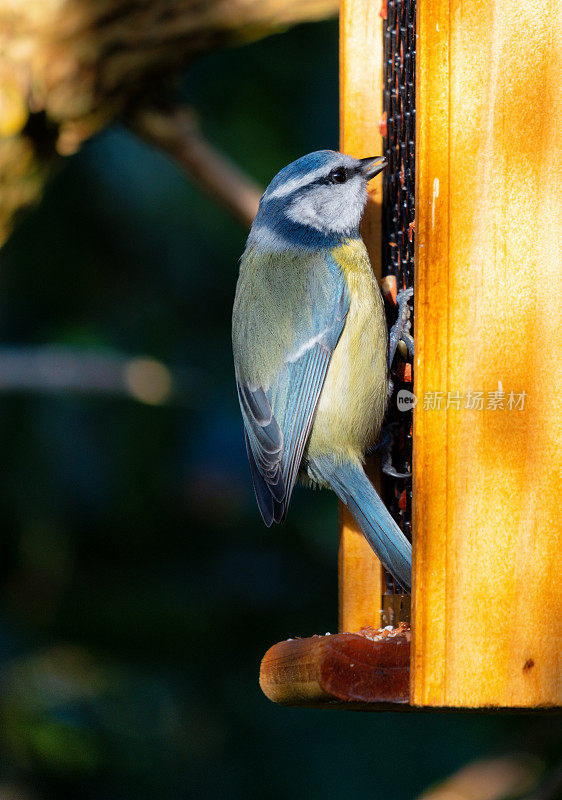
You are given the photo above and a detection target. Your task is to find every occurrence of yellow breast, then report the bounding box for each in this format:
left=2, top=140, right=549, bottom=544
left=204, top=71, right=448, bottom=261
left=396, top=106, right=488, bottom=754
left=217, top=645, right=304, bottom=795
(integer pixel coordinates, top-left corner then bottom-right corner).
left=306, top=238, right=388, bottom=465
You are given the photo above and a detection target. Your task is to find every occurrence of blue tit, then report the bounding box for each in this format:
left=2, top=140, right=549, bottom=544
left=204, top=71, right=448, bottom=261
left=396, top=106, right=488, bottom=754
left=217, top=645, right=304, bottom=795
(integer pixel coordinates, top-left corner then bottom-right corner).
left=232, top=150, right=411, bottom=590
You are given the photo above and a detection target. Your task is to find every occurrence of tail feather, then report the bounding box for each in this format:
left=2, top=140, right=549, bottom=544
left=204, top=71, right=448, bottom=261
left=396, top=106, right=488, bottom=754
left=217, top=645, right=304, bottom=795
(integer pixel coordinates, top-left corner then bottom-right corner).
left=310, top=457, right=412, bottom=591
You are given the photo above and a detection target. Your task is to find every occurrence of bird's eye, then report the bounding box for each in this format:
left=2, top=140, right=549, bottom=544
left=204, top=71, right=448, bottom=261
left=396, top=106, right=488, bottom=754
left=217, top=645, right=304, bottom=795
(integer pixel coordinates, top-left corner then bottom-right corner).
left=329, top=167, right=348, bottom=184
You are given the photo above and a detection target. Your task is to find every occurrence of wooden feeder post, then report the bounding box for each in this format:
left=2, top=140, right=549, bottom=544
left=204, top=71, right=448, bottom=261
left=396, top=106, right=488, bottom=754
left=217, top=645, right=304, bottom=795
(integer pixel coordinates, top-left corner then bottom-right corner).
left=260, top=0, right=562, bottom=710
left=339, top=0, right=386, bottom=634
left=413, top=0, right=561, bottom=708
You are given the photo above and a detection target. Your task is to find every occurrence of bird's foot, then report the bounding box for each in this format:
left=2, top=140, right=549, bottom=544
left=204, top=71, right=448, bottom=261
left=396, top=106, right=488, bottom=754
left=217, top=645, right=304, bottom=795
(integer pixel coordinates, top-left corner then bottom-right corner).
left=382, top=446, right=412, bottom=479
left=387, top=376, right=395, bottom=404
left=368, top=423, right=412, bottom=479
left=388, top=287, right=414, bottom=371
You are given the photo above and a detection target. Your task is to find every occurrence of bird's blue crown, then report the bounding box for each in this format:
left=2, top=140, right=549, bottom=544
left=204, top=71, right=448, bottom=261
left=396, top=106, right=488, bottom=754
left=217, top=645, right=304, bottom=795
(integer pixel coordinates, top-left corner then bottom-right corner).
left=248, top=150, right=367, bottom=253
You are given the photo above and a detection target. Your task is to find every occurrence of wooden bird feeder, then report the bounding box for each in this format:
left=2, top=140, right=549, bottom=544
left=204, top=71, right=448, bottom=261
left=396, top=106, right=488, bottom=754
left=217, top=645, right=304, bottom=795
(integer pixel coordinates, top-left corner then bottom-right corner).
left=259, top=0, right=561, bottom=709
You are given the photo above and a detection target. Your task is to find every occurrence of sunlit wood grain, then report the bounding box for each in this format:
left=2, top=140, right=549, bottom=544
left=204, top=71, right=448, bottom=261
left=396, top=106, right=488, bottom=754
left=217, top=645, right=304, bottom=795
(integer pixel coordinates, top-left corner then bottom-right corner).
left=338, top=0, right=385, bottom=632
left=413, top=0, right=562, bottom=707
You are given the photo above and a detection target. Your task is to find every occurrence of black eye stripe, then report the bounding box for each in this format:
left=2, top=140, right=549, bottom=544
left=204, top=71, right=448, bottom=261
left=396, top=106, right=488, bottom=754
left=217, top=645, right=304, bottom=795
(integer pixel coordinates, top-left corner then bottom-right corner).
left=329, top=167, right=348, bottom=184
left=308, top=166, right=358, bottom=188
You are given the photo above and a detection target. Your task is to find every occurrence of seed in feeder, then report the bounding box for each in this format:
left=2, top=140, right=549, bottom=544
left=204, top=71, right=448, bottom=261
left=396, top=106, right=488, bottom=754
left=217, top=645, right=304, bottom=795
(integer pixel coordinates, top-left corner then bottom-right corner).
left=381, top=275, right=397, bottom=305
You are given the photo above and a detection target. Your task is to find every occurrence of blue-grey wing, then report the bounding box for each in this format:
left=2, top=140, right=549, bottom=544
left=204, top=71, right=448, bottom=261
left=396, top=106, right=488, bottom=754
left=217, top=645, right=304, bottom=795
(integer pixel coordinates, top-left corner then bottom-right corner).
left=237, top=381, right=285, bottom=524
left=233, top=250, right=349, bottom=525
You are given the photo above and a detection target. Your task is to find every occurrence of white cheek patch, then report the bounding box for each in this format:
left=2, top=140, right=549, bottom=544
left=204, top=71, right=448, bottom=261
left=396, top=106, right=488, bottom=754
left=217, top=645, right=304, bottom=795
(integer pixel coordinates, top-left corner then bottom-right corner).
left=285, top=194, right=324, bottom=230
left=285, top=177, right=366, bottom=235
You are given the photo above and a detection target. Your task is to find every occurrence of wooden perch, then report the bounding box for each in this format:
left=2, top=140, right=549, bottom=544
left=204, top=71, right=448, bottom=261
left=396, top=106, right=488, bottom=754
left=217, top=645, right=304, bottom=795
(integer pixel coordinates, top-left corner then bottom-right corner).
left=0, top=0, right=338, bottom=245
left=260, top=627, right=411, bottom=708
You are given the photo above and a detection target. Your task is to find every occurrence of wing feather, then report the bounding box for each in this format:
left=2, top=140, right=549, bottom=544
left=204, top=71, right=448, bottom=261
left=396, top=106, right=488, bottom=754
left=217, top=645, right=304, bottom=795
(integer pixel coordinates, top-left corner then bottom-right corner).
left=278, top=343, right=331, bottom=520
left=233, top=249, right=349, bottom=525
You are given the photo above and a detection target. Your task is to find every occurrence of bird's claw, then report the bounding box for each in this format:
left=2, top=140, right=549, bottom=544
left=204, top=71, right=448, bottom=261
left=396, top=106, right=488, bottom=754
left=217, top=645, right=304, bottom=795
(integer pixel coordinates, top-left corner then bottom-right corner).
left=388, top=287, right=414, bottom=371
left=382, top=445, right=412, bottom=479
left=400, top=332, right=414, bottom=357
left=386, top=376, right=395, bottom=403
left=372, top=423, right=412, bottom=479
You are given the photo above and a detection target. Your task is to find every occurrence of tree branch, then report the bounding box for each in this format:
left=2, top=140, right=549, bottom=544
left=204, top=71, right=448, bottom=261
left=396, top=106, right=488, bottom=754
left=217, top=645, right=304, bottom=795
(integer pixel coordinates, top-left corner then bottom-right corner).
left=132, top=104, right=262, bottom=228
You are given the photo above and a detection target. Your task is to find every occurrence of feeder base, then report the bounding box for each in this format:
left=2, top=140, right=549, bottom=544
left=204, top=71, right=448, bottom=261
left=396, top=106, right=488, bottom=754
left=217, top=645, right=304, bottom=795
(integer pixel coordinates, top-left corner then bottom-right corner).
left=259, top=627, right=410, bottom=709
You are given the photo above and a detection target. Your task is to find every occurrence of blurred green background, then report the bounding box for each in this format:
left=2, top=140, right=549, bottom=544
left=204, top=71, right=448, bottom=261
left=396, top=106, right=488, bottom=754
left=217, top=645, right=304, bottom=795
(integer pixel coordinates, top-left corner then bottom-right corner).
left=0, top=19, right=559, bottom=800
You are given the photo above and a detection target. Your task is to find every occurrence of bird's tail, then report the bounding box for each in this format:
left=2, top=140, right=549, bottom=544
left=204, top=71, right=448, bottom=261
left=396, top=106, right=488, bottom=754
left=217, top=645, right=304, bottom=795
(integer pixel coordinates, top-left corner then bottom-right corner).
left=310, top=457, right=412, bottom=591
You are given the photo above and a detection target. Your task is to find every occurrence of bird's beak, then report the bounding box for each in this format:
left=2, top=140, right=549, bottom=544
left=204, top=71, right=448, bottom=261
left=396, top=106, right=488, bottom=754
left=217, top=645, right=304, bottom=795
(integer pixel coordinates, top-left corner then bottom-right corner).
left=359, top=156, right=386, bottom=180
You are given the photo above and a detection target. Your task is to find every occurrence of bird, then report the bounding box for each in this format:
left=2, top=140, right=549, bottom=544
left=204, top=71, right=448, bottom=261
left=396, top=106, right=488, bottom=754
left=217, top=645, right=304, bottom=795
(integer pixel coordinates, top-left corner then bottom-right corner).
left=232, top=150, right=412, bottom=590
